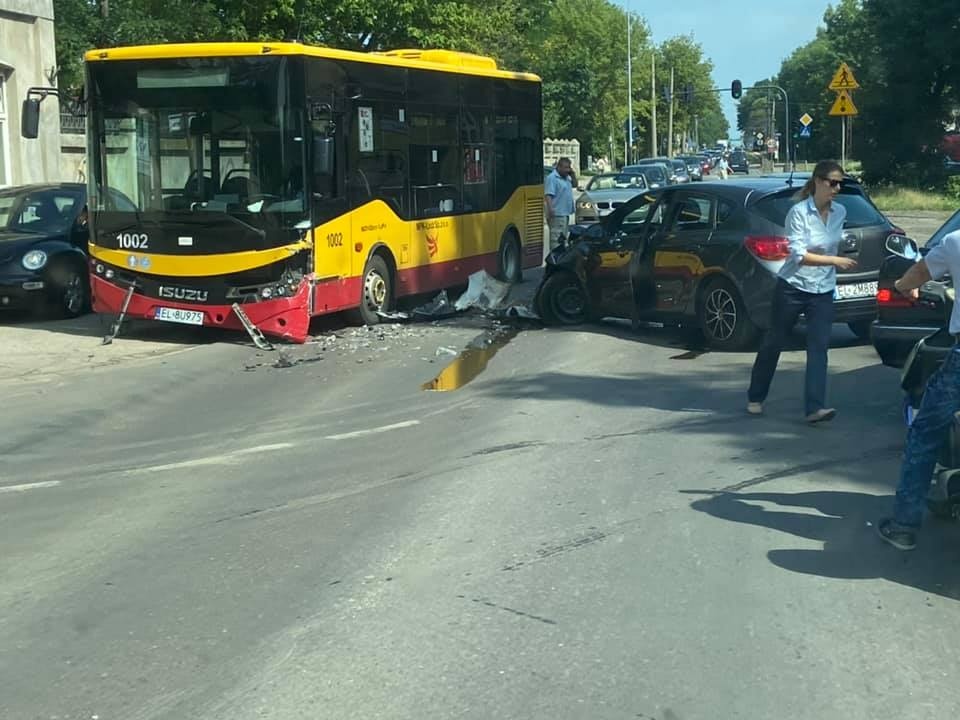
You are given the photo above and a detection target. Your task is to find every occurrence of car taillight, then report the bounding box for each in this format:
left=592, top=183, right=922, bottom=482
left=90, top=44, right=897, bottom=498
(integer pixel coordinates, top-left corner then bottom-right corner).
left=877, top=287, right=915, bottom=307
left=745, top=235, right=791, bottom=261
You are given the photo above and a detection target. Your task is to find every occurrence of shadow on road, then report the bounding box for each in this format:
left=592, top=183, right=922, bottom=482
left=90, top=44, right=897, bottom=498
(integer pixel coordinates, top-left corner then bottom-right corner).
left=686, top=490, right=960, bottom=601
left=474, top=351, right=960, bottom=600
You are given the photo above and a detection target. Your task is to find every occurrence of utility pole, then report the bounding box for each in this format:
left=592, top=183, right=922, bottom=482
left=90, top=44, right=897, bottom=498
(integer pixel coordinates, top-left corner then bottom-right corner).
left=667, top=66, right=675, bottom=157
left=694, top=116, right=699, bottom=149
left=650, top=52, right=657, bottom=157
left=626, top=13, right=633, bottom=166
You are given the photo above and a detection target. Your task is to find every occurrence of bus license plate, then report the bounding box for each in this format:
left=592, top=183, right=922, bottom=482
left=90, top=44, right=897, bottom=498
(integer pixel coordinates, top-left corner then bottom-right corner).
left=835, top=281, right=877, bottom=300
left=155, top=307, right=204, bottom=326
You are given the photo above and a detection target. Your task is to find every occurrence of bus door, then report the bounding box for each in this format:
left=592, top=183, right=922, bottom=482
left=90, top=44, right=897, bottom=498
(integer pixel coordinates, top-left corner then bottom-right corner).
left=309, top=101, right=351, bottom=283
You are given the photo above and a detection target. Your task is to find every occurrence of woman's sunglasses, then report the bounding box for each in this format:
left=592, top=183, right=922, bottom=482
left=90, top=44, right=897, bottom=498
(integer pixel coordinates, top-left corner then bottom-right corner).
left=819, top=177, right=843, bottom=188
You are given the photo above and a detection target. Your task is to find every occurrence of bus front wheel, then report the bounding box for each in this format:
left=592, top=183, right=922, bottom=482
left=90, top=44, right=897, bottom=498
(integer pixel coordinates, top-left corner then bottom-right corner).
left=349, top=254, right=393, bottom=326
left=497, top=232, right=523, bottom=284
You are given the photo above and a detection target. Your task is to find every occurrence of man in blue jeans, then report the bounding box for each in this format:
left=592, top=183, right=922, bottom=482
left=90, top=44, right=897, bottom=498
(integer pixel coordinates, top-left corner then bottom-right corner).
left=878, top=228, right=960, bottom=550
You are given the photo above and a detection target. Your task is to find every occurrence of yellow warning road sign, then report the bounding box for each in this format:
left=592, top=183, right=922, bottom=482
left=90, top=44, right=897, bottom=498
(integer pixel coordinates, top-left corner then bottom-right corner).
left=829, top=90, right=858, bottom=116
left=828, top=62, right=860, bottom=91
left=799, top=113, right=813, bottom=127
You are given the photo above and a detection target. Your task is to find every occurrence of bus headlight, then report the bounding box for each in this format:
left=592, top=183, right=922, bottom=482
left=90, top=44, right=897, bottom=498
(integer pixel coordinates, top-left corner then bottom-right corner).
left=22, top=250, right=48, bottom=271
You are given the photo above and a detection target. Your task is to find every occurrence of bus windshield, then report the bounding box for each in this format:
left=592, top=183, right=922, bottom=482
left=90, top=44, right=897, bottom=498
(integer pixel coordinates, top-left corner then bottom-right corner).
left=87, top=56, right=308, bottom=229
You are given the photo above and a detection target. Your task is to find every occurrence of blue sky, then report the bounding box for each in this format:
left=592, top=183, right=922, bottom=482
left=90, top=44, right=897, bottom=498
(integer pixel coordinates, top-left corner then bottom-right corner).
left=615, top=0, right=837, bottom=140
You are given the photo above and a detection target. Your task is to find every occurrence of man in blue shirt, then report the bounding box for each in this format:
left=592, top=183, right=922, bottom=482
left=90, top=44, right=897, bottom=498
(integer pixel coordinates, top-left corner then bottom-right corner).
left=544, top=157, right=576, bottom=251
left=878, top=229, right=960, bottom=550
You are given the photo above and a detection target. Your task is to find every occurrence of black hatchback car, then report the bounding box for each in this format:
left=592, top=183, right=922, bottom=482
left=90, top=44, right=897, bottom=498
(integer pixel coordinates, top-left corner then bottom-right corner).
left=872, top=208, right=960, bottom=368
left=0, top=183, right=92, bottom=317
left=534, top=177, right=900, bottom=350
left=728, top=149, right=750, bottom=174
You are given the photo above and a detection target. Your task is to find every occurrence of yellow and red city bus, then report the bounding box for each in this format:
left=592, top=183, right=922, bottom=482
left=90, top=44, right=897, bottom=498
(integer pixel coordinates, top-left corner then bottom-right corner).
left=81, top=43, right=544, bottom=342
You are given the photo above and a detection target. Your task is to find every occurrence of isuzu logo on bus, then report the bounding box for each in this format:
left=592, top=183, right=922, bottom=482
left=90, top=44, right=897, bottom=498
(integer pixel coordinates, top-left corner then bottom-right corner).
left=159, top=286, right=209, bottom=302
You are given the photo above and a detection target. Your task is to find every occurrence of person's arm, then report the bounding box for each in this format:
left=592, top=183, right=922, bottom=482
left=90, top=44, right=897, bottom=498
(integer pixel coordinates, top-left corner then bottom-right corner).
left=894, top=260, right=931, bottom=299
left=544, top=174, right=556, bottom=217
left=896, top=230, right=960, bottom=297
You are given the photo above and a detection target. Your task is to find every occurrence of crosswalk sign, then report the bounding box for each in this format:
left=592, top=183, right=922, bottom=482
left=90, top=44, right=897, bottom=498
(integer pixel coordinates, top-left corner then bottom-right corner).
left=828, top=62, right=860, bottom=91
left=799, top=125, right=811, bottom=138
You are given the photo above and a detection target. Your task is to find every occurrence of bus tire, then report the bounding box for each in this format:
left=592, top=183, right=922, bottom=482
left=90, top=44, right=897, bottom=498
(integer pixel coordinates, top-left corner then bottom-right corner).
left=497, top=231, right=523, bottom=284
left=348, top=254, right=393, bottom=326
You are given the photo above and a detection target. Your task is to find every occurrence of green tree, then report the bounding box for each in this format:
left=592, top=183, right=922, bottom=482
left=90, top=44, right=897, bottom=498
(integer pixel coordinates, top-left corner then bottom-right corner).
left=858, top=0, right=960, bottom=184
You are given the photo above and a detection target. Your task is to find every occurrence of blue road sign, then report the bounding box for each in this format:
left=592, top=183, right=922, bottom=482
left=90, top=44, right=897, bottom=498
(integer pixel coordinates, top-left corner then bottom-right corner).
left=800, top=125, right=811, bottom=138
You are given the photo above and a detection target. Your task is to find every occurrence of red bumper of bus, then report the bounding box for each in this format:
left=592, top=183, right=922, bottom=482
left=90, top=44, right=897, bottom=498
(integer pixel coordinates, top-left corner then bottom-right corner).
left=90, top=275, right=312, bottom=343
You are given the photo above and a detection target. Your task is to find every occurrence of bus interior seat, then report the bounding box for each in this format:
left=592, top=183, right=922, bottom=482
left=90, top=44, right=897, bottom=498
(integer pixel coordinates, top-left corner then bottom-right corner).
left=220, top=175, right=249, bottom=197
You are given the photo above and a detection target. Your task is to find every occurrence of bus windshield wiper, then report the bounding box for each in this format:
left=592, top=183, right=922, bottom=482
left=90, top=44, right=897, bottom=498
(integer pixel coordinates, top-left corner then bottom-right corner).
left=191, top=204, right=267, bottom=240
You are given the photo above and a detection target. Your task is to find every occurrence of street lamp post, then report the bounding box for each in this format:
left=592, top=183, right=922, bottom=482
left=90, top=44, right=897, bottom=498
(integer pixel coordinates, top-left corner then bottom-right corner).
left=751, top=83, right=791, bottom=169
left=626, top=13, right=633, bottom=166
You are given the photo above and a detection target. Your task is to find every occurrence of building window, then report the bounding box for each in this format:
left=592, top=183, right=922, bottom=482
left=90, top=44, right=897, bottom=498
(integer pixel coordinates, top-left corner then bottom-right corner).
left=0, top=73, right=9, bottom=186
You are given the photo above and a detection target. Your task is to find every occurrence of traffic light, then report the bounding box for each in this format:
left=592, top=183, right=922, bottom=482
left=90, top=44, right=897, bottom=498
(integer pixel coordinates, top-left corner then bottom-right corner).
left=683, top=84, right=694, bottom=104
left=731, top=79, right=742, bottom=99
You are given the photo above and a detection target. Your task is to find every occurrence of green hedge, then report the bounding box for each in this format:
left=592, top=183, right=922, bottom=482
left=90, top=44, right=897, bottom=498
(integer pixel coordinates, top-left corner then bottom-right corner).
left=946, top=176, right=960, bottom=202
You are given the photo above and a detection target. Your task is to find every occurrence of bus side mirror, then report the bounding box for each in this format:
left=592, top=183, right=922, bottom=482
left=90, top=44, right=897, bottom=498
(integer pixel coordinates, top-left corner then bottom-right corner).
left=21, top=98, right=41, bottom=139
left=313, top=136, right=334, bottom=176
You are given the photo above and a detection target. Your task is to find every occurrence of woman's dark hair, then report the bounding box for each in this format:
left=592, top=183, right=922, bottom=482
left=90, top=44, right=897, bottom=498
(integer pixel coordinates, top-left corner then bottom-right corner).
left=799, top=159, right=844, bottom=199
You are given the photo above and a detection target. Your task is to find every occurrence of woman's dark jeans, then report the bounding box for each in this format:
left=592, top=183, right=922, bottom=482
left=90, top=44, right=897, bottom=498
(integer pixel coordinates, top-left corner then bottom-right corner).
left=748, top=279, right=835, bottom=415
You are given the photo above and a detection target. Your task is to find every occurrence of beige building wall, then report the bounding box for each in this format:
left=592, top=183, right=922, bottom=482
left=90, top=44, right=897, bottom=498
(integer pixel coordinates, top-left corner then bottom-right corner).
left=0, top=0, right=62, bottom=187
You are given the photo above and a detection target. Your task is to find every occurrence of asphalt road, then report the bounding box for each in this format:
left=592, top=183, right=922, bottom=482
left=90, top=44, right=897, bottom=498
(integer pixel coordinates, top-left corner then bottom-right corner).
left=3, top=292, right=960, bottom=720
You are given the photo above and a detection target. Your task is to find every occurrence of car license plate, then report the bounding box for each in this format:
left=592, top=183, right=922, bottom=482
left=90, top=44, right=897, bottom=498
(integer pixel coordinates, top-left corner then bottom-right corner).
left=835, top=281, right=878, bottom=300
left=155, top=307, right=204, bottom=326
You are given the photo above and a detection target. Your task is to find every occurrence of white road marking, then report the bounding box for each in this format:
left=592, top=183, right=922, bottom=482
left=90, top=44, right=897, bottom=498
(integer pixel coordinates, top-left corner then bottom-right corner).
left=324, top=420, right=420, bottom=440
left=0, top=480, right=61, bottom=494
left=131, top=443, right=295, bottom=474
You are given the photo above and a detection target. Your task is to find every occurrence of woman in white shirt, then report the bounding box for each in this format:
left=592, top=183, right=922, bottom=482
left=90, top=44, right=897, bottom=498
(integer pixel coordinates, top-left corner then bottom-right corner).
left=746, top=159, right=858, bottom=423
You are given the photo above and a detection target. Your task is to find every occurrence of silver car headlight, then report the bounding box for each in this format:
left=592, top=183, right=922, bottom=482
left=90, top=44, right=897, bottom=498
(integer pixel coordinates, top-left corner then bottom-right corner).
left=22, top=250, right=48, bottom=271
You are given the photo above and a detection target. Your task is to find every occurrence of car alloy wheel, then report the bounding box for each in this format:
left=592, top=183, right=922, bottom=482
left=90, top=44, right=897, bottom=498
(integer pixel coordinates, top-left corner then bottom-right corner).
left=703, top=286, right=738, bottom=342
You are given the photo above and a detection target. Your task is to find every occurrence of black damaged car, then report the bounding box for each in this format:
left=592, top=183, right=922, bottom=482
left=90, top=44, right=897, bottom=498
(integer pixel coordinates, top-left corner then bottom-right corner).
left=534, top=176, right=900, bottom=350
left=872, top=208, right=960, bottom=368
left=0, top=183, right=92, bottom=317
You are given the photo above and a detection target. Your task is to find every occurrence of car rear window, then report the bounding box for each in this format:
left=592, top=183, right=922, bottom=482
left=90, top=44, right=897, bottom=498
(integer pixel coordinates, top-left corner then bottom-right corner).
left=924, top=209, right=960, bottom=248
left=751, top=188, right=888, bottom=229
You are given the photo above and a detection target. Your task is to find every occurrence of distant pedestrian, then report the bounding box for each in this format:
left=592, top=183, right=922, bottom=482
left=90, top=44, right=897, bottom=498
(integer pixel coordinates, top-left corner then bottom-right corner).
left=545, top=157, right=576, bottom=251
left=716, top=155, right=729, bottom=180
left=746, top=159, right=856, bottom=423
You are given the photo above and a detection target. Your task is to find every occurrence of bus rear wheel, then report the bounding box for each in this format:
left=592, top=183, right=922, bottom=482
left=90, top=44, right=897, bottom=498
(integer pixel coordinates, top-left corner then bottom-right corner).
left=348, top=254, right=393, bottom=326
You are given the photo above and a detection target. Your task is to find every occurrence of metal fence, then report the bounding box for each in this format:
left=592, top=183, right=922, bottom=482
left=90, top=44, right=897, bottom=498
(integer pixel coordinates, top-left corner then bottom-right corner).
left=59, top=113, right=85, bottom=134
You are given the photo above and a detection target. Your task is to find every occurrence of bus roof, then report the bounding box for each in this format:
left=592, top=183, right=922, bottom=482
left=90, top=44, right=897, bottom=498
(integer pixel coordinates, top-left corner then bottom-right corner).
left=84, top=42, right=541, bottom=83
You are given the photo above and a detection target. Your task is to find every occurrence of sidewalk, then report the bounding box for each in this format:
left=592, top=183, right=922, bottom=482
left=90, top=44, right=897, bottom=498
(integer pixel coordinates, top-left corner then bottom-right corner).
left=0, top=314, right=199, bottom=384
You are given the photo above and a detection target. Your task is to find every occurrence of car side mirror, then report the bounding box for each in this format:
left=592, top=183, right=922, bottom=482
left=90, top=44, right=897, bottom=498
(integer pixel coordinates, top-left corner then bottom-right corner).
left=885, top=234, right=919, bottom=261
left=21, top=98, right=41, bottom=139
left=313, top=136, right=334, bottom=176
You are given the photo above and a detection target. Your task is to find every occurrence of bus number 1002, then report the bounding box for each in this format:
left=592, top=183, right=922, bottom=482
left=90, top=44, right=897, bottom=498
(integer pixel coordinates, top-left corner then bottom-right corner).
left=327, top=232, right=343, bottom=248
left=116, top=232, right=150, bottom=250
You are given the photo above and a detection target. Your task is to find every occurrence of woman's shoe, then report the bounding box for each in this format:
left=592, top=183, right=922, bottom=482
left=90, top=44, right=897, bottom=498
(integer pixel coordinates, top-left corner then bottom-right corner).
left=805, top=408, right=837, bottom=424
